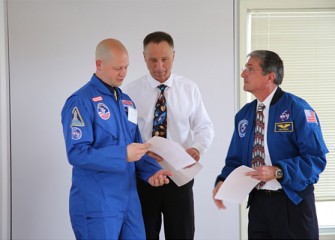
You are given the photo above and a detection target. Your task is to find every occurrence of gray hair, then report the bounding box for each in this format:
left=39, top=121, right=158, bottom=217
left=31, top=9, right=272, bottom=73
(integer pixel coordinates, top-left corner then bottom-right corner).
left=247, top=50, right=284, bottom=85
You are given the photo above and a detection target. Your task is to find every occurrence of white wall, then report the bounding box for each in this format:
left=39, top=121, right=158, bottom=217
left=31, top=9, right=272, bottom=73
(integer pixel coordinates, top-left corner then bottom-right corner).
left=5, top=0, right=237, bottom=239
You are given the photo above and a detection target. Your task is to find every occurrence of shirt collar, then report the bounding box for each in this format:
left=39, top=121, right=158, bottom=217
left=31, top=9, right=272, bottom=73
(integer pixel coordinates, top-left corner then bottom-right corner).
left=258, top=86, right=278, bottom=109
left=147, top=73, right=174, bottom=89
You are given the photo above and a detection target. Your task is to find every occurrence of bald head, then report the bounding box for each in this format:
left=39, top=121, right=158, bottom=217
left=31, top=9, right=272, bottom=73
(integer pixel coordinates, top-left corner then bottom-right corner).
left=95, top=38, right=129, bottom=87
left=96, top=38, right=128, bottom=62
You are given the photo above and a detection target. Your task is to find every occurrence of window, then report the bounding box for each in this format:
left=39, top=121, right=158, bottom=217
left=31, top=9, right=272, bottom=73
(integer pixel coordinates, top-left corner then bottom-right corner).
left=238, top=0, right=335, bottom=238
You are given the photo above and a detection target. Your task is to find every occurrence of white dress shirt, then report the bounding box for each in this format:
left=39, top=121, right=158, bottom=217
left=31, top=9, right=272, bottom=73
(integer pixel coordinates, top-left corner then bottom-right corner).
left=258, top=87, right=282, bottom=190
left=123, top=73, right=214, bottom=156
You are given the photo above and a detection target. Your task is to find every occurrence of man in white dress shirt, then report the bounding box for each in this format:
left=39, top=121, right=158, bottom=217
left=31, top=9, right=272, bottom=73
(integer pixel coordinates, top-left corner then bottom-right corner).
left=124, top=31, right=214, bottom=240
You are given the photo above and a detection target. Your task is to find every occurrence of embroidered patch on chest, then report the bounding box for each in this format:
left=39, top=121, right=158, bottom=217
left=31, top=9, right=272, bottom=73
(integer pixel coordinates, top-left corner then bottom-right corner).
left=274, top=122, right=293, bottom=132
left=279, top=110, right=290, bottom=121
left=122, top=100, right=135, bottom=112
left=97, top=103, right=110, bottom=120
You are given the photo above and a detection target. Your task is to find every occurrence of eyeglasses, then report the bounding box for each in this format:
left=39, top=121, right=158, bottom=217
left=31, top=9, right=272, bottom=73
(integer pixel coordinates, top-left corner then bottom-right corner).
left=241, top=66, right=255, bottom=74
left=241, top=66, right=267, bottom=75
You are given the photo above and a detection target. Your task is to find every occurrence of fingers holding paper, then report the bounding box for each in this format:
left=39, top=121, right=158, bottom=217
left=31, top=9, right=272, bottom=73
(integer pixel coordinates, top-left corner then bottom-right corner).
left=186, top=147, right=200, bottom=161
left=183, top=148, right=200, bottom=168
left=147, top=151, right=164, bottom=162
left=213, top=181, right=226, bottom=209
left=146, top=137, right=203, bottom=186
left=148, top=170, right=173, bottom=187
left=127, top=143, right=151, bottom=162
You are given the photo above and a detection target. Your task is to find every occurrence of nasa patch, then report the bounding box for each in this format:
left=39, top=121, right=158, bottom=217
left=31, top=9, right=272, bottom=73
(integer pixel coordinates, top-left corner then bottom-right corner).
left=238, top=119, right=248, bottom=137
left=97, top=103, right=110, bottom=120
left=279, top=110, right=290, bottom=121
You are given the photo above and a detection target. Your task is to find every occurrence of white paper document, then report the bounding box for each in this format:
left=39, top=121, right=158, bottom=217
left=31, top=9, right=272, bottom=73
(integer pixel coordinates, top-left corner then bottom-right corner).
left=146, top=136, right=202, bottom=187
left=214, top=165, right=260, bottom=204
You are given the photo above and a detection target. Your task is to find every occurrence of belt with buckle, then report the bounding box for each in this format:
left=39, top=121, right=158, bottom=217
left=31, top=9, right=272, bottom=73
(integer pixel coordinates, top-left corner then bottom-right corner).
left=254, top=188, right=283, bottom=196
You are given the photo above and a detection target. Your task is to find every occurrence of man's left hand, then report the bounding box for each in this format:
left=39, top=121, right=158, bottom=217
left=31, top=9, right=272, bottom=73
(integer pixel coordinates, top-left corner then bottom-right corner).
left=186, top=148, right=200, bottom=161
left=148, top=170, right=173, bottom=187
left=245, top=166, right=278, bottom=182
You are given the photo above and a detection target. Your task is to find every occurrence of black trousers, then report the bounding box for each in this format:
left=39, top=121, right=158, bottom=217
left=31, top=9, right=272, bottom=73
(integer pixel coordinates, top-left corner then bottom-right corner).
left=137, top=178, right=195, bottom=240
left=247, top=187, right=318, bottom=239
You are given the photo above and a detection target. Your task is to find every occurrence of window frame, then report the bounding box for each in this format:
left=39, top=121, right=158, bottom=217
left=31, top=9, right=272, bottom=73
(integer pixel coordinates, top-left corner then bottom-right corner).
left=237, top=0, right=335, bottom=239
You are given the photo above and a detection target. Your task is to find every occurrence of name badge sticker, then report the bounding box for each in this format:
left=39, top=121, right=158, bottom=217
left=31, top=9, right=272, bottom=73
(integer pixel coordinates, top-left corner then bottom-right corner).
left=128, top=106, right=137, bottom=124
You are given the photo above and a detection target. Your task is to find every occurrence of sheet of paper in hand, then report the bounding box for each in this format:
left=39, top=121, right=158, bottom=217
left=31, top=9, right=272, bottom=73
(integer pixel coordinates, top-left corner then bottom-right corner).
left=215, top=166, right=260, bottom=204
left=147, top=136, right=203, bottom=186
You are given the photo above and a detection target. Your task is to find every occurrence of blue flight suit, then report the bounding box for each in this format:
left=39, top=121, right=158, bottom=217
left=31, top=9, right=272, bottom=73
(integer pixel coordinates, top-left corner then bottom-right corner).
left=217, top=87, right=328, bottom=204
left=61, top=74, right=161, bottom=239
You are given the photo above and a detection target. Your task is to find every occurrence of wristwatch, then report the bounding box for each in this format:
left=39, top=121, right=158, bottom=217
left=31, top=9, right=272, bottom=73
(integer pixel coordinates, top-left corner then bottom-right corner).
left=275, top=167, right=283, bottom=179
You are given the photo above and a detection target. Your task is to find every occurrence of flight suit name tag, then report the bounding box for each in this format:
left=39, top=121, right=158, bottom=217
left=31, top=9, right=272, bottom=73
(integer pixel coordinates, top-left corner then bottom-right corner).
left=128, top=106, right=137, bottom=124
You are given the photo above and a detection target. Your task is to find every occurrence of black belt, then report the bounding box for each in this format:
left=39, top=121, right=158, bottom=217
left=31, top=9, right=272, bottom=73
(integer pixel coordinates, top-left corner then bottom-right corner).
left=247, top=188, right=284, bottom=208
left=252, top=188, right=283, bottom=196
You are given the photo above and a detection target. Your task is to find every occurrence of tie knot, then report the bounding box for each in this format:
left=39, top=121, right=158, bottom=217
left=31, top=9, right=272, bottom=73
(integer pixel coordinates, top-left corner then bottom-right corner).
left=257, top=103, right=265, bottom=112
left=158, top=84, right=167, bottom=92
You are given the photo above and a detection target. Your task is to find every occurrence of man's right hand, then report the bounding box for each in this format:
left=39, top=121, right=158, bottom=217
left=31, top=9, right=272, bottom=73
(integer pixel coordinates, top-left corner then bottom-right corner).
left=213, top=181, right=226, bottom=209
left=127, top=143, right=150, bottom=162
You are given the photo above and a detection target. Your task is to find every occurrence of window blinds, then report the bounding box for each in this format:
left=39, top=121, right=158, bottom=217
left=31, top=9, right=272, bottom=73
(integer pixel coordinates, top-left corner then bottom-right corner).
left=249, top=10, right=335, bottom=201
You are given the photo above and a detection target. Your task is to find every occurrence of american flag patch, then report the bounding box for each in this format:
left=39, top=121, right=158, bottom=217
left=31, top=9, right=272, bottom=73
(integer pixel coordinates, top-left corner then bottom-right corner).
left=304, top=110, right=318, bottom=124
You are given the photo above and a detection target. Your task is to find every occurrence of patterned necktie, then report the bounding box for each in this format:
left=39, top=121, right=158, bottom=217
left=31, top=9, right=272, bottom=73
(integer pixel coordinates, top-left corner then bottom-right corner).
left=251, top=103, right=266, bottom=188
left=152, top=84, right=167, bottom=138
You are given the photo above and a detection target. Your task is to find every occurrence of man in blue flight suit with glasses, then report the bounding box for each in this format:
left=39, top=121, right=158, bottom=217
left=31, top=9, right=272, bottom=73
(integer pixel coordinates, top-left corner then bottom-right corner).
left=213, top=50, right=328, bottom=239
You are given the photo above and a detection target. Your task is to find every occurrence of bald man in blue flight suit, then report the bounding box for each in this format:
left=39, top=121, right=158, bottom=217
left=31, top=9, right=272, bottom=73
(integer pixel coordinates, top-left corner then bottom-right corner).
left=62, top=38, right=172, bottom=240
left=213, top=50, right=328, bottom=239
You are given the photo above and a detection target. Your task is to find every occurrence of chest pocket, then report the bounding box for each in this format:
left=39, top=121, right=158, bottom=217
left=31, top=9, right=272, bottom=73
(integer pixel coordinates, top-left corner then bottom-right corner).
left=125, top=118, right=137, bottom=141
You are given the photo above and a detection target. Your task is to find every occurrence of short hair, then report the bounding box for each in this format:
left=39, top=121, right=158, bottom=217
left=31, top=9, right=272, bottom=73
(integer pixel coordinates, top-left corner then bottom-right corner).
left=95, top=38, right=127, bottom=61
left=248, top=50, right=284, bottom=85
left=143, top=31, right=174, bottom=50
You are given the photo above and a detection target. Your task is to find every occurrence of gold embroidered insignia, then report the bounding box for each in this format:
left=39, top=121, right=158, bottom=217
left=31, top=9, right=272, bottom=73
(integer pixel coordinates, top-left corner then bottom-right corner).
left=274, top=122, right=293, bottom=132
